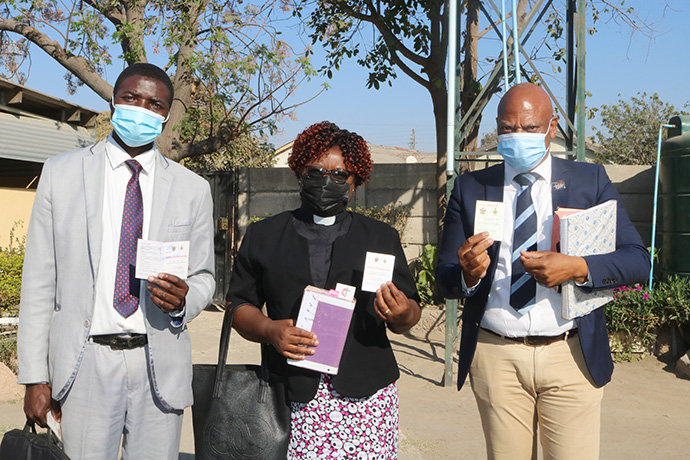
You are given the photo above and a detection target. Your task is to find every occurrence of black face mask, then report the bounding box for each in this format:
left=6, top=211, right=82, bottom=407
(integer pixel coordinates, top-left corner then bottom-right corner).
left=299, top=175, right=352, bottom=217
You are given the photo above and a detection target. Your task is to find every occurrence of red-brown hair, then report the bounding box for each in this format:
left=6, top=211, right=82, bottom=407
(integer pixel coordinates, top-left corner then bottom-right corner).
left=288, top=121, right=372, bottom=186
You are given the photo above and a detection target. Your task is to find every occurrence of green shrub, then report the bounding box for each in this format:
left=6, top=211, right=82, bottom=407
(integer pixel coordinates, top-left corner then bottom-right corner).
left=349, top=203, right=412, bottom=239
left=653, top=275, right=690, bottom=329
left=605, top=276, right=690, bottom=361
left=249, top=212, right=272, bottom=224
left=605, top=284, right=658, bottom=360
left=412, top=244, right=441, bottom=307
left=0, top=222, right=25, bottom=316
left=0, top=336, right=17, bottom=374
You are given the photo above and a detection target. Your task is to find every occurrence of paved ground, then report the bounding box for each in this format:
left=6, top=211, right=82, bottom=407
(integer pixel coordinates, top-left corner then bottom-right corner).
left=2, top=308, right=689, bottom=459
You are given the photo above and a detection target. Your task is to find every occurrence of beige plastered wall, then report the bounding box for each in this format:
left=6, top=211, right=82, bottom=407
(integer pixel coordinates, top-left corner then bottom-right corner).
left=0, top=188, right=35, bottom=249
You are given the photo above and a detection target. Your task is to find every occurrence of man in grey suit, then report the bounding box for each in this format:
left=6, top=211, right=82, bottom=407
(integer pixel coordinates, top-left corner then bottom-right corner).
left=17, top=63, right=215, bottom=459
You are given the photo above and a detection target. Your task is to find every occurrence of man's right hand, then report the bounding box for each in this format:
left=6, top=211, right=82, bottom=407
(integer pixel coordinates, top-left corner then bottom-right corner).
left=457, top=232, right=494, bottom=288
left=24, top=383, right=60, bottom=428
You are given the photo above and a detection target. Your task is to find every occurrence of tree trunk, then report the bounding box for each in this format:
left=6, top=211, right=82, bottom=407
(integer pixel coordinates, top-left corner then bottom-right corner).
left=460, top=0, right=480, bottom=154
left=155, top=0, right=208, bottom=162
left=431, top=85, right=448, bottom=245
left=158, top=44, right=198, bottom=162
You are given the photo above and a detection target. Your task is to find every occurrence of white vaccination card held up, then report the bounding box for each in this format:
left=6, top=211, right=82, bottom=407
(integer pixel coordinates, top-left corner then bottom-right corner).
left=474, top=200, right=504, bottom=241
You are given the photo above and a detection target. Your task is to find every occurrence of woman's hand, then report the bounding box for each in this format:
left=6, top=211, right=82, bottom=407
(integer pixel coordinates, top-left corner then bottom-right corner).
left=266, top=318, right=319, bottom=360
left=374, top=281, right=421, bottom=334
left=232, top=304, right=318, bottom=359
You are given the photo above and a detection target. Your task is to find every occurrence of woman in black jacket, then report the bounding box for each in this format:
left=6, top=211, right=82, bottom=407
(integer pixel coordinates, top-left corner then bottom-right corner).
left=226, top=121, right=421, bottom=459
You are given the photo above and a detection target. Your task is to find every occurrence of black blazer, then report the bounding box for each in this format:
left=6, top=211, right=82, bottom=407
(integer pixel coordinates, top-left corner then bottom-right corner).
left=226, top=210, right=420, bottom=403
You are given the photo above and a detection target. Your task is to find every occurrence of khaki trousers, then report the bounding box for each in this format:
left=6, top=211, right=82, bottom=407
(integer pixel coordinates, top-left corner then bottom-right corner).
left=470, top=328, right=604, bottom=460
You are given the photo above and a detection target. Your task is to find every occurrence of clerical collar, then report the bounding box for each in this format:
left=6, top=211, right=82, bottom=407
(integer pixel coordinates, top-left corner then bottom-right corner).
left=313, top=215, right=336, bottom=226
left=296, top=205, right=348, bottom=226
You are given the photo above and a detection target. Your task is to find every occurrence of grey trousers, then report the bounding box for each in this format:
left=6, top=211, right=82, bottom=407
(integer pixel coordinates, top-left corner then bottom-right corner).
left=59, top=341, right=183, bottom=460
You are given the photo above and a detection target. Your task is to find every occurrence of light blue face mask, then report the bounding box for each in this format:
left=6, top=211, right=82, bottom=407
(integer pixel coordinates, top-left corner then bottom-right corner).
left=111, top=102, right=168, bottom=148
left=497, top=129, right=550, bottom=172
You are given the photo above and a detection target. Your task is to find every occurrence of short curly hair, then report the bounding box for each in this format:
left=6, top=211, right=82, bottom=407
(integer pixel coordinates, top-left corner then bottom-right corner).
left=288, top=121, right=372, bottom=186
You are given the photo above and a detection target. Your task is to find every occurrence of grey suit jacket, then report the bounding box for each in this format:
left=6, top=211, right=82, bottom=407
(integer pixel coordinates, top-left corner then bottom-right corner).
left=17, top=139, right=215, bottom=411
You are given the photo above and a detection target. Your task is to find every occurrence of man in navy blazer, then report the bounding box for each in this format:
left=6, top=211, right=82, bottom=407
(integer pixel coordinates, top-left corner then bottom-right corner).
left=437, top=83, right=649, bottom=459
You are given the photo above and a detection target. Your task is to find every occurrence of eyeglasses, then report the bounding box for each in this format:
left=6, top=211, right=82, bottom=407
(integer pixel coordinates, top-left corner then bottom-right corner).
left=302, top=166, right=353, bottom=184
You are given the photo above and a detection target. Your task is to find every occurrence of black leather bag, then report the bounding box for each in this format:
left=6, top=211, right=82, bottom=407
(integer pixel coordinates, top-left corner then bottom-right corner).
left=0, top=422, right=70, bottom=460
left=192, top=305, right=291, bottom=460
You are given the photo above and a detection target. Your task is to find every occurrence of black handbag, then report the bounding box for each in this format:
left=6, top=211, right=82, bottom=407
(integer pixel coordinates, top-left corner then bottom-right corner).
left=0, top=422, right=70, bottom=460
left=191, top=305, right=291, bottom=460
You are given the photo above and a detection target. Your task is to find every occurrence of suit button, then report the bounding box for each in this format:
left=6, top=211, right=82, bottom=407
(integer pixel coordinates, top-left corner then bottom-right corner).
left=84, top=320, right=90, bottom=328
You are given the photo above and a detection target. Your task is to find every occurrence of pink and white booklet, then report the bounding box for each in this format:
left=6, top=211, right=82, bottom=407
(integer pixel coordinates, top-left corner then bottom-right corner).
left=287, top=284, right=357, bottom=375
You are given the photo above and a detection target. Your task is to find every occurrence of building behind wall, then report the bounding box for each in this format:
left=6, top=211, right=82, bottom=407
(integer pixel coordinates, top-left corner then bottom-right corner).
left=0, top=77, right=99, bottom=247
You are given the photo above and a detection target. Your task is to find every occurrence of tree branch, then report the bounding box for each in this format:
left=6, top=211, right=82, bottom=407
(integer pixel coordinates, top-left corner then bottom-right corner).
left=329, top=0, right=428, bottom=69
left=388, top=46, right=432, bottom=90
left=0, top=18, right=112, bottom=99
left=82, top=0, right=126, bottom=25
left=477, top=17, right=505, bottom=40
left=169, top=121, right=241, bottom=159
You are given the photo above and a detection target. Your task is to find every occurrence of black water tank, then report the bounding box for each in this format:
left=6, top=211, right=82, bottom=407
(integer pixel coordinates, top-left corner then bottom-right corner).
left=658, top=115, right=690, bottom=278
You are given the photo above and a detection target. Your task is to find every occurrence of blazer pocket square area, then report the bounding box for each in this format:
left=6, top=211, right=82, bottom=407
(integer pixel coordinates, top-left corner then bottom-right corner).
left=167, top=221, right=192, bottom=233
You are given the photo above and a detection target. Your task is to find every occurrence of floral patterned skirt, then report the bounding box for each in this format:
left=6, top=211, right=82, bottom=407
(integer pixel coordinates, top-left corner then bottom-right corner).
left=287, top=374, right=399, bottom=459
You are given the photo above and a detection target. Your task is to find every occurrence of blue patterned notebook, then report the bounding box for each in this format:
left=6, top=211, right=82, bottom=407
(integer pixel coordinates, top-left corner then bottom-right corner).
left=559, top=199, right=617, bottom=320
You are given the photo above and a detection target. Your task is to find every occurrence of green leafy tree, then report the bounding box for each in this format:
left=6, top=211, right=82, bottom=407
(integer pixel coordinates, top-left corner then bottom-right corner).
left=0, top=0, right=317, bottom=162
left=292, top=0, right=659, bottom=234
left=480, top=129, right=497, bottom=147
left=182, top=131, right=276, bottom=171
left=594, top=92, right=689, bottom=165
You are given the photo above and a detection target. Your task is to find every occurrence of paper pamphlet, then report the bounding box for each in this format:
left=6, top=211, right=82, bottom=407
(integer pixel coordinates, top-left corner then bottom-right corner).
left=559, top=199, right=617, bottom=320
left=46, top=410, right=62, bottom=442
left=334, top=283, right=356, bottom=301
left=287, top=285, right=357, bottom=375
left=551, top=207, right=581, bottom=252
left=361, top=252, right=395, bottom=292
left=474, top=200, right=505, bottom=241
left=135, top=239, right=189, bottom=280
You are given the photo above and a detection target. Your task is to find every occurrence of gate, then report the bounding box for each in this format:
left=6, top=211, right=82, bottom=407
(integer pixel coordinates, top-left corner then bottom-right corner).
left=202, top=169, right=239, bottom=304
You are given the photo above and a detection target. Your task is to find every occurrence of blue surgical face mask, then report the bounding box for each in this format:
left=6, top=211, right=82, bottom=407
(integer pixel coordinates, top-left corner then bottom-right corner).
left=111, top=101, right=168, bottom=148
left=497, top=128, right=550, bottom=172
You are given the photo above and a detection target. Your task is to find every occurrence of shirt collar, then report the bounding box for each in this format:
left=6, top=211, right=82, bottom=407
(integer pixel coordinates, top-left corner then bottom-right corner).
left=503, top=152, right=553, bottom=186
left=105, top=133, right=157, bottom=175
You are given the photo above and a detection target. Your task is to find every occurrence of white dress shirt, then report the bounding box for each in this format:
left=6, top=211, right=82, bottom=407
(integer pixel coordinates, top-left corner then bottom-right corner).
left=90, top=135, right=156, bottom=335
left=479, top=154, right=576, bottom=337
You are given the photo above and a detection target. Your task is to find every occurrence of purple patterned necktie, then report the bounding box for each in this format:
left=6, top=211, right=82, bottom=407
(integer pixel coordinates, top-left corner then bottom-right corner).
left=113, top=159, right=143, bottom=317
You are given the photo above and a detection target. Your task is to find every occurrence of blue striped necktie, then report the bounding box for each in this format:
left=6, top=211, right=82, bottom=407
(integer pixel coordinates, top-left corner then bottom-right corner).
left=510, top=172, right=537, bottom=314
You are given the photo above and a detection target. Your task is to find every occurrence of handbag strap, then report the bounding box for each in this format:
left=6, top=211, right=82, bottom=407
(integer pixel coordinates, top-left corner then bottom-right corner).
left=23, top=421, right=36, bottom=435
left=212, top=304, right=272, bottom=398
left=23, top=421, right=63, bottom=449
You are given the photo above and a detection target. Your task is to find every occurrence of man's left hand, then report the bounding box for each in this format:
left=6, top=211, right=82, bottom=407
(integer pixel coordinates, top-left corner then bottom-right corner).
left=147, top=273, right=188, bottom=313
left=520, top=251, right=588, bottom=288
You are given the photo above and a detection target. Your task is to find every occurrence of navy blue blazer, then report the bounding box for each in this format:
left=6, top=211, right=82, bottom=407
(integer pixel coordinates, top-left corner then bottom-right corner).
left=436, top=156, right=651, bottom=389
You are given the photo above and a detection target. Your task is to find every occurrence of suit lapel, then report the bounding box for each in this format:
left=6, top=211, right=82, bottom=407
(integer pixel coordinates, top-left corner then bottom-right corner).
left=551, top=156, right=570, bottom=212
left=83, top=141, right=106, bottom=278
left=149, top=150, right=173, bottom=239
